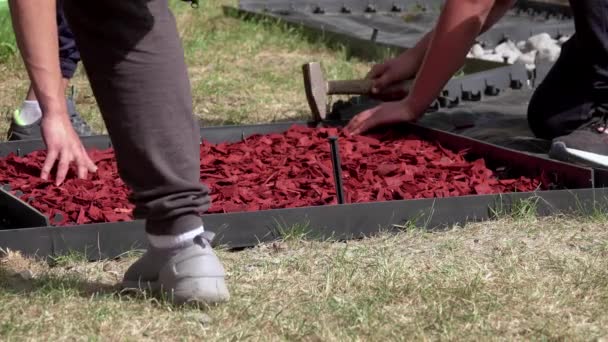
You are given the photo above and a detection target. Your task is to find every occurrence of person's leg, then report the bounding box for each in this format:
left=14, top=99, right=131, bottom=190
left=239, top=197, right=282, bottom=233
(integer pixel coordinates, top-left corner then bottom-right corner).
left=62, top=0, right=228, bottom=304
left=56, top=0, right=93, bottom=137
left=7, top=0, right=92, bottom=140
left=569, top=0, right=608, bottom=105
left=56, top=0, right=79, bottom=81
left=527, top=35, right=594, bottom=140
left=545, top=0, right=608, bottom=168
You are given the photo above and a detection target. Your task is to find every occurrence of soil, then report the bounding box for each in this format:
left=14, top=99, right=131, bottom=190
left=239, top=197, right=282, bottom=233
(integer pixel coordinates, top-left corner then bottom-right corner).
left=0, top=125, right=543, bottom=226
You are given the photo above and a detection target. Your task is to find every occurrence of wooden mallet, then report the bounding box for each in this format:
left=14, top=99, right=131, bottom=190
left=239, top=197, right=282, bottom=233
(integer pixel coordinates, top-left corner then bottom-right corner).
left=302, top=61, right=412, bottom=121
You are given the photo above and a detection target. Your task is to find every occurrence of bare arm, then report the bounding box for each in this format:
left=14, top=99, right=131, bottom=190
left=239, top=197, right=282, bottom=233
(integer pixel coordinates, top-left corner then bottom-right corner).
left=481, top=0, right=516, bottom=34
left=405, top=0, right=513, bottom=115
left=8, top=0, right=96, bottom=184
left=369, top=0, right=515, bottom=95
left=405, top=0, right=516, bottom=72
left=346, top=0, right=516, bottom=135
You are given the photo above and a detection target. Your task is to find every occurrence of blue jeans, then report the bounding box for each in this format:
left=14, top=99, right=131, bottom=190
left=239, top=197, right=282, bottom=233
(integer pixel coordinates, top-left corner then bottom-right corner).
left=527, top=0, right=608, bottom=140
left=57, top=0, right=80, bottom=79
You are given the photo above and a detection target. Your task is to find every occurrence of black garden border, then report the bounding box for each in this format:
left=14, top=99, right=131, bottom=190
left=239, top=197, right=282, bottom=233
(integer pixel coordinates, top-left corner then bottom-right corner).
left=1, top=120, right=608, bottom=260
left=0, top=1, right=596, bottom=261
left=0, top=187, right=48, bottom=230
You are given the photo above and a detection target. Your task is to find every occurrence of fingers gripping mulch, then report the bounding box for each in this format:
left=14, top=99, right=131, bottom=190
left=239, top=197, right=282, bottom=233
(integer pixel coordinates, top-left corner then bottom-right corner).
left=0, top=125, right=543, bottom=226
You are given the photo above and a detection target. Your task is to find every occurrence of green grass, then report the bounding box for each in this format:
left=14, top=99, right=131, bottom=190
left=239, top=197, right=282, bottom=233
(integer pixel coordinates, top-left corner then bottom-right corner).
left=173, top=1, right=370, bottom=125
left=0, top=4, right=16, bottom=63
left=489, top=195, right=542, bottom=221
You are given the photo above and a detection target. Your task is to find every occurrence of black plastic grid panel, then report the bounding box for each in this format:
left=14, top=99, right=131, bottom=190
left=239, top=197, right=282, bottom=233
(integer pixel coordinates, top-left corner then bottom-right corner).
left=326, top=63, right=530, bottom=117
left=235, top=0, right=574, bottom=49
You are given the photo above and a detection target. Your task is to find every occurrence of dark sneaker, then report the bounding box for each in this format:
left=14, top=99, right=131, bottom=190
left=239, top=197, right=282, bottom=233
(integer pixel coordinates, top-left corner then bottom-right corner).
left=6, top=109, right=42, bottom=141
left=66, top=97, right=93, bottom=136
left=6, top=97, right=93, bottom=141
left=121, top=231, right=230, bottom=306
left=549, top=108, right=608, bottom=169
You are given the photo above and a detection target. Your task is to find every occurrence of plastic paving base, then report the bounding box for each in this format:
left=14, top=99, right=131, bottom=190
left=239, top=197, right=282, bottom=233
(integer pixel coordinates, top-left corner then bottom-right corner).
left=327, top=63, right=530, bottom=120
left=1, top=122, right=608, bottom=260
left=230, top=0, right=573, bottom=51
left=226, top=0, right=569, bottom=108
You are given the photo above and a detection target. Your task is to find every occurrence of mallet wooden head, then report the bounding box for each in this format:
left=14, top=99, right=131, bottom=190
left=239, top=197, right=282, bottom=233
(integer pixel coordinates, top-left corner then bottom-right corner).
left=302, top=62, right=328, bottom=122
left=303, top=61, right=396, bottom=122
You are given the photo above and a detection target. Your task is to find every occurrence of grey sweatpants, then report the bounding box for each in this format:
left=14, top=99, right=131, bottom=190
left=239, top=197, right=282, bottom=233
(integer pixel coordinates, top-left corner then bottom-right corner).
left=62, top=0, right=210, bottom=235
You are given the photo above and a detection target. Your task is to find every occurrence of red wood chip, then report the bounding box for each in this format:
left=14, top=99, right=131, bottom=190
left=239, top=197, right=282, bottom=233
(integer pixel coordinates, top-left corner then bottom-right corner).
left=0, top=125, right=544, bottom=226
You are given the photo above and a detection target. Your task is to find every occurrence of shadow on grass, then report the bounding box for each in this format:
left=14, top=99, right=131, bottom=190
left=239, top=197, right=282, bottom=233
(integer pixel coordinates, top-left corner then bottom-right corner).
left=0, top=268, right=119, bottom=299
left=0, top=268, right=221, bottom=310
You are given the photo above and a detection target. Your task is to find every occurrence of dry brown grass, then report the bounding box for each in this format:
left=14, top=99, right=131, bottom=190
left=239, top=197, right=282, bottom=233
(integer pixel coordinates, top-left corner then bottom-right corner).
left=2, top=216, right=608, bottom=340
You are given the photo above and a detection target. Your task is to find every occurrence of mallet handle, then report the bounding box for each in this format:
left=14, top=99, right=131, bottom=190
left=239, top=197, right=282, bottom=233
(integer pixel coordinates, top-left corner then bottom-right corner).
left=327, top=79, right=373, bottom=95
left=327, top=79, right=413, bottom=95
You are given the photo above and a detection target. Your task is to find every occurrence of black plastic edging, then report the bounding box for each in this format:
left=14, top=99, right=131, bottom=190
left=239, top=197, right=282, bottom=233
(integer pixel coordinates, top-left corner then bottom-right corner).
left=0, top=135, right=113, bottom=159
left=0, top=187, right=49, bottom=230
left=407, top=121, right=598, bottom=189
left=1, top=187, right=607, bottom=260
left=0, top=120, right=607, bottom=260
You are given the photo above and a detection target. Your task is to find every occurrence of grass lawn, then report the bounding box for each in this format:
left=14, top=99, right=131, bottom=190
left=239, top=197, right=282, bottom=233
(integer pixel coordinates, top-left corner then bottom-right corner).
left=1, top=0, right=608, bottom=340
left=2, top=216, right=608, bottom=340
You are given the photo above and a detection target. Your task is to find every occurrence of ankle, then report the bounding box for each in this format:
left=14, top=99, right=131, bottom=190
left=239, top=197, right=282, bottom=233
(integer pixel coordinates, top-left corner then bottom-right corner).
left=147, top=225, right=205, bottom=249
left=14, top=101, right=42, bottom=125
left=146, top=214, right=205, bottom=237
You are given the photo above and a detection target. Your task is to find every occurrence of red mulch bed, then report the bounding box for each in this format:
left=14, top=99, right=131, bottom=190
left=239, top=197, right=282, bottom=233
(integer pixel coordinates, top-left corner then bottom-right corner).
left=0, top=125, right=544, bottom=226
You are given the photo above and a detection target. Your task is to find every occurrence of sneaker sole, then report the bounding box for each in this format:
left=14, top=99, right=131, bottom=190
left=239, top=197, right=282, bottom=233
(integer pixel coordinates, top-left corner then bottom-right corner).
left=121, top=278, right=229, bottom=305
left=121, top=279, right=161, bottom=293
left=549, top=141, right=608, bottom=169
left=170, top=277, right=230, bottom=306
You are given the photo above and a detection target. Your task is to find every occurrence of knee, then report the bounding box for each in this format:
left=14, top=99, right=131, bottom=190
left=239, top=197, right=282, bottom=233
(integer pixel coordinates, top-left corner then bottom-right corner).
left=527, top=114, right=550, bottom=140
left=527, top=93, right=569, bottom=140
left=60, top=57, right=79, bottom=79
left=527, top=92, right=592, bottom=140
